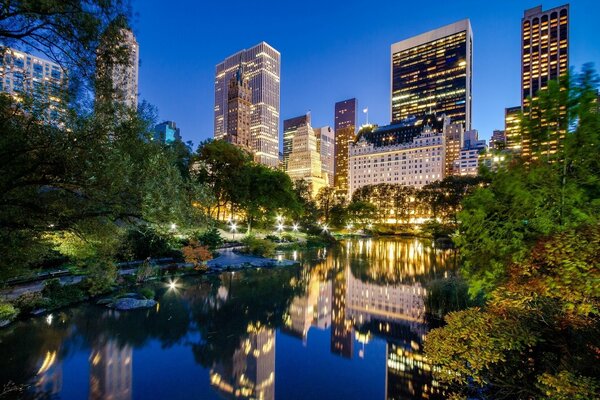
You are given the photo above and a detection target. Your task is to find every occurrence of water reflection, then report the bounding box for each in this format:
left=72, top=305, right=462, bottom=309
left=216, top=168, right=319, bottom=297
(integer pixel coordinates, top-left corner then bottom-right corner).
left=0, top=238, right=455, bottom=400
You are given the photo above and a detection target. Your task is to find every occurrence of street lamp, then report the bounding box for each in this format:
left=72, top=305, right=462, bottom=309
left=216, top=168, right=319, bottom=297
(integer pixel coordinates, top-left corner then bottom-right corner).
left=230, top=222, right=237, bottom=240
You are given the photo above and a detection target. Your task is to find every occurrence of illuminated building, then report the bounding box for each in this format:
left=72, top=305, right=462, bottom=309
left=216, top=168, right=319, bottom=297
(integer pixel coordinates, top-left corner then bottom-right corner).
left=348, top=114, right=449, bottom=195
left=444, top=122, right=464, bottom=176
left=283, top=113, right=311, bottom=169
left=0, top=47, right=67, bottom=122
left=214, top=42, right=280, bottom=167
left=490, top=129, right=507, bottom=150
left=505, top=106, right=522, bottom=152
left=521, top=4, right=569, bottom=160
left=153, top=120, right=181, bottom=144
left=96, top=28, right=139, bottom=109
left=314, top=126, right=335, bottom=186
left=210, top=327, right=275, bottom=400
left=225, top=64, right=252, bottom=150
left=89, top=340, right=133, bottom=400
left=334, top=98, right=358, bottom=193
left=286, top=117, right=329, bottom=198
left=453, top=130, right=487, bottom=176
left=391, top=20, right=473, bottom=130
left=331, top=269, right=353, bottom=359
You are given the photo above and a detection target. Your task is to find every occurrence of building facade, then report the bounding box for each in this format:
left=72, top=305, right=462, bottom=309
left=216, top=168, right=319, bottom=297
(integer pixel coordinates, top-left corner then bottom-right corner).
left=153, top=121, right=181, bottom=144
left=444, top=122, right=464, bottom=176
left=521, top=4, right=569, bottom=160
left=505, top=106, right=522, bottom=152
left=214, top=42, right=280, bottom=167
left=283, top=113, right=311, bottom=169
left=334, top=98, right=358, bottom=192
left=226, top=65, right=252, bottom=150
left=490, top=129, right=507, bottom=150
left=453, top=130, right=487, bottom=176
left=314, top=126, right=335, bottom=186
left=391, top=19, right=473, bottom=130
left=286, top=119, right=328, bottom=198
left=349, top=115, right=449, bottom=196
left=96, top=28, right=139, bottom=110
left=0, top=47, right=67, bottom=121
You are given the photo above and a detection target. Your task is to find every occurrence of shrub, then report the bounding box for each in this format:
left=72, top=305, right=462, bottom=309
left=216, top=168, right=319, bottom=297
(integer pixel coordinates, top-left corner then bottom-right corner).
left=182, top=240, right=213, bottom=270
left=42, top=278, right=87, bottom=309
left=264, top=234, right=280, bottom=242
left=13, top=292, right=47, bottom=314
left=197, top=227, right=224, bottom=250
left=119, top=227, right=175, bottom=261
left=241, top=236, right=275, bottom=257
left=136, top=259, right=157, bottom=283
left=421, top=219, right=455, bottom=239
left=138, top=287, right=155, bottom=300
left=0, top=302, right=18, bottom=322
left=282, top=233, right=294, bottom=242
left=85, top=259, right=118, bottom=297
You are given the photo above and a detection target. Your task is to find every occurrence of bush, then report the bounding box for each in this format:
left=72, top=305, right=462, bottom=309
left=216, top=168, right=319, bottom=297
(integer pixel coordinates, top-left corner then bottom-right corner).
left=282, top=233, right=295, bottom=242
left=12, top=292, right=47, bottom=314
left=138, top=287, right=155, bottom=300
left=0, top=302, right=18, bottom=322
left=241, top=236, right=275, bottom=257
left=421, top=219, right=455, bottom=239
left=264, top=234, right=280, bottom=242
left=85, top=259, right=118, bottom=297
left=42, top=278, right=87, bottom=309
left=136, top=259, right=157, bottom=283
left=119, top=227, right=175, bottom=261
left=197, top=227, right=224, bottom=250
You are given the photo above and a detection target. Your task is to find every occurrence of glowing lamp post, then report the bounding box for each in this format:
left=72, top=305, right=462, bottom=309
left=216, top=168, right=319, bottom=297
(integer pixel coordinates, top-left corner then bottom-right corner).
left=230, top=222, right=237, bottom=240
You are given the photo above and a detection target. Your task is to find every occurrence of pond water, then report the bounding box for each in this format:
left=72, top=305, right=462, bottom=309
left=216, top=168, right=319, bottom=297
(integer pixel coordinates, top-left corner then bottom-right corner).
left=0, top=238, right=457, bottom=400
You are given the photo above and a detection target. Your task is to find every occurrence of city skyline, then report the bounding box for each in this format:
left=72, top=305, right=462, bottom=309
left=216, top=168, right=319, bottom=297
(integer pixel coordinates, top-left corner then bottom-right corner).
left=131, top=0, right=599, bottom=147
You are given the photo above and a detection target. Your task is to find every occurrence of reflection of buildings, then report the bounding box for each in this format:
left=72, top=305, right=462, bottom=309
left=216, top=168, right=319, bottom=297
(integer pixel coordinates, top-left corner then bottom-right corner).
left=331, top=269, right=353, bottom=359
left=386, top=342, right=446, bottom=400
left=210, top=326, right=275, bottom=400
left=34, top=350, right=63, bottom=396
left=89, top=340, right=133, bottom=400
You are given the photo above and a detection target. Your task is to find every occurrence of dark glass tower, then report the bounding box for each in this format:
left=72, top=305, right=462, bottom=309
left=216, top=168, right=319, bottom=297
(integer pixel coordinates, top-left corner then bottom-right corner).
left=334, top=98, right=357, bottom=192
left=391, top=20, right=472, bottom=130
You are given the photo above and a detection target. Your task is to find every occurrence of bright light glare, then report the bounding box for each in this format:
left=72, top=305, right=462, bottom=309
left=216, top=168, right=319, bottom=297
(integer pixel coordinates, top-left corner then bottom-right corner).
left=230, top=223, right=237, bottom=232
left=346, top=224, right=353, bottom=230
left=276, top=223, right=284, bottom=232
left=46, top=314, right=53, bottom=325
left=292, top=223, right=299, bottom=232
left=167, top=278, right=180, bottom=290
left=322, top=225, right=329, bottom=232
left=170, top=223, right=177, bottom=230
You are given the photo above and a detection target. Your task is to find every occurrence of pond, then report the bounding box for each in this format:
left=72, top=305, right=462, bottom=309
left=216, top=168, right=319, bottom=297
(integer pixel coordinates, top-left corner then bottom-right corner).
left=0, top=238, right=458, bottom=399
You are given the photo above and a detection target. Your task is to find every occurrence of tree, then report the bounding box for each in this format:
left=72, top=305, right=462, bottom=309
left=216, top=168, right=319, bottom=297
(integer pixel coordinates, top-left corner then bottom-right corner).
left=315, top=186, right=337, bottom=223
left=182, top=240, right=213, bottom=270
left=346, top=200, right=377, bottom=228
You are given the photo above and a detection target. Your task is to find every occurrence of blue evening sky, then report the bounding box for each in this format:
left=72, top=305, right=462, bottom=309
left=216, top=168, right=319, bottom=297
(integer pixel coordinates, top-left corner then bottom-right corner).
left=132, top=0, right=600, bottom=146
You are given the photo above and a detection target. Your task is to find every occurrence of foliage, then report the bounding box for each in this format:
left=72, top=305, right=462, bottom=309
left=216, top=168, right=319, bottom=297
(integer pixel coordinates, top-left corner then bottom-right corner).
left=197, top=227, right=224, bottom=250
left=42, top=278, right=87, bottom=309
left=135, top=259, right=157, bottom=283
left=85, top=259, right=118, bottom=296
left=455, top=66, right=600, bottom=294
left=315, top=186, right=337, bottom=223
left=0, top=302, right=18, bottom=322
left=241, top=236, right=276, bottom=257
left=421, top=219, right=455, bottom=239
left=138, top=287, right=155, bottom=300
left=119, top=226, right=176, bottom=261
left=182, top=240, right=213, bottom=269
left=346, top=200, right=377, bottom=228
left=12, top=292, right=46, bottom=315
left=425, top=225, right=600, bottom=399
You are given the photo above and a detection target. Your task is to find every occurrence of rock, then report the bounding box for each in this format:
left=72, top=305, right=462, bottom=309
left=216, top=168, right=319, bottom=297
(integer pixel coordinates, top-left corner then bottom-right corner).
left=110, top=298, right=157, bottom=310
left=0, top=319, right=11, bottom=328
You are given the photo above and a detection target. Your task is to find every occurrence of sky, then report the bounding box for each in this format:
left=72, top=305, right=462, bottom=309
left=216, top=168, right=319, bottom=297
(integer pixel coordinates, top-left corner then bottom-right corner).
left=132, top=0, right=600, bottom=146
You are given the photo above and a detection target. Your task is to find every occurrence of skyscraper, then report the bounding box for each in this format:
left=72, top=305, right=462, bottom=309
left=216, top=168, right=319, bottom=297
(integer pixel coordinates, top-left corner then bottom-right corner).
left=286, top=118, right=328, bottom=198
left=391, top=19, right=473, bottom=130
left=283, top=114, right=311, bottom=169
left=314, top=126, right=335, bottom=186
left=96, top=28, right=139, bottom=109
left=226, top=64, right=252, bottom=151
left=505, top=106, right=522, bottom=152
left=214, top=42, right=280, bottom=167
left=154, top=121, right=181, bottom=144
left=0, top=47, right=67, bottom=122
left=521, top=4, right=569, bottom=160
left=334, top=98, right=357, bottom=192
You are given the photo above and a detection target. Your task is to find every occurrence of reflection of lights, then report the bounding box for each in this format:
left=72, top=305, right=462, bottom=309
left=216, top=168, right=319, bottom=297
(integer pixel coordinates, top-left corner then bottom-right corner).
left=46, top=313, right=53, bottom=325
left=293, top=250, right=297, bottom=261
left=277, top=254, right=283, bottom=262
left=167, top=278, right=180, bottom=291
left=37, top=351, right=57, bottom=375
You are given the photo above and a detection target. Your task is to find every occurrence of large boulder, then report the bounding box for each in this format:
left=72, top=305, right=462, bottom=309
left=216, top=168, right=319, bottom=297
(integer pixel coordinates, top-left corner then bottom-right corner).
left=110, top=298, right=157, bottom=310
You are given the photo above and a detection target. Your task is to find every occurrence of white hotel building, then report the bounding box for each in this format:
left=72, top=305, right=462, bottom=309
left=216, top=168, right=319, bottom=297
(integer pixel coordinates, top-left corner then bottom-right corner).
left=349, top=115, right=449, bottom=196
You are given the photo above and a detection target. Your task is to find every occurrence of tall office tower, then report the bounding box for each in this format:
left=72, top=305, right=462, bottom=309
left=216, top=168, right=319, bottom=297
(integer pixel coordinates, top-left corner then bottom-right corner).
left=96, top=28, right=139, bottom=109
left=214, top=42, right=281, bottom=167
left=445, top=122, right=464, bottom=176
left=283, top=113, right=311, bottom=169
left=286, top=119, right=328, bottom=198
left=454, top=130, right=487, bottom=176
left=334, top=98, right=357, bottom=192
left=314, top=126, right=335, bottom=186
left=505, top=106, right=522, bottom=152
left=225, top=65, right=252, bottom=150
left=153, top=121, right=181, bottom=144
left=490, top=129, right=507, bottom=149
left=391, top=19, right=473, bottom=130
left=0, top=47, right=67, bottom=121
left=521, top=4, right=569, bottom=160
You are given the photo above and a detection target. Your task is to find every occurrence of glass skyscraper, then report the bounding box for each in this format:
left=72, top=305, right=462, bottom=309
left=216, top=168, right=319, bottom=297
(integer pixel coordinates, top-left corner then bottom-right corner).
left=391, top=20, right=472, bottom=130
left=334, top=98, right=357, bottom=192
left=214, top=42, right=280, bottom=167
